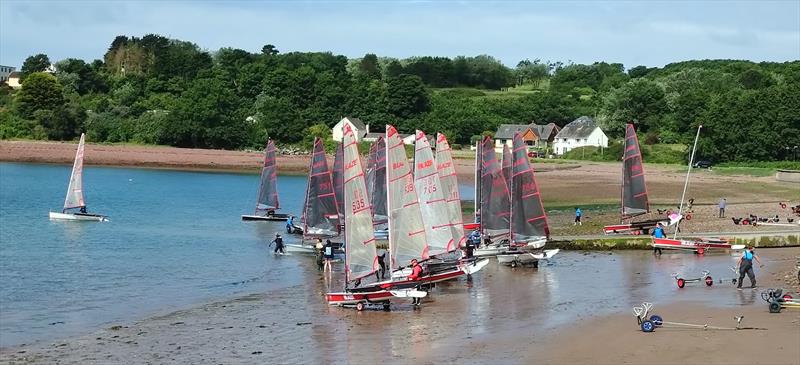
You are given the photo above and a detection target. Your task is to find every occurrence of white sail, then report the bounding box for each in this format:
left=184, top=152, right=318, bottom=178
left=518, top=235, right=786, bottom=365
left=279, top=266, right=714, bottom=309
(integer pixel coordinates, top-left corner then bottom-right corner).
left=435, top=133, right=466, bottom=250
left=63, top=133, right=86, bottom=211
left=386, top=125, right=429, bottom=270
left=342, top=124, right=378, bottom=280
left=413, top=131, right=454, bottom=256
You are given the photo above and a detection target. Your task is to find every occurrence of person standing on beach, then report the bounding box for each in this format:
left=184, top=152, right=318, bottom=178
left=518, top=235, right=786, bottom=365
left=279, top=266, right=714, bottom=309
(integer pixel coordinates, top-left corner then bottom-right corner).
left=315, top=238, right=324, bottom=271
left=408, top=259, right=424, bottom=307
left=269, top=233, right=285, bottom=254
left=574, top=207, right=582, bottom=225
left=736, top=246, right=763, bottom=289
left=376, top=251, right=387, bottom=280
left=718, top=198, right=727, bottom=218
left=323, top=240, right=334, bottom=273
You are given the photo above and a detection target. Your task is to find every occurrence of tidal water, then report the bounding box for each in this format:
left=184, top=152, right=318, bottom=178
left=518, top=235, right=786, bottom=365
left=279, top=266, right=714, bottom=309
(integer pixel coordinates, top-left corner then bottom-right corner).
left=0, top=162, right=752, bottom=349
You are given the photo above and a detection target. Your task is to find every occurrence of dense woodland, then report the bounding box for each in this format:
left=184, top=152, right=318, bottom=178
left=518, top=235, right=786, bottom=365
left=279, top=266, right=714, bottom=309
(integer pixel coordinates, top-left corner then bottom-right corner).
left=1, top=34, right=799, bottom=163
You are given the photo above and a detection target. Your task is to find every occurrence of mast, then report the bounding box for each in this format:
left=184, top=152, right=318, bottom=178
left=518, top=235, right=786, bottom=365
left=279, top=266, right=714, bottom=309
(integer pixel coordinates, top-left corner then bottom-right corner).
left=674, top=125, right=702, bottom=239
left=385, top=132, right=392, bottom=272
left=474, top=139, right=482, bottom=222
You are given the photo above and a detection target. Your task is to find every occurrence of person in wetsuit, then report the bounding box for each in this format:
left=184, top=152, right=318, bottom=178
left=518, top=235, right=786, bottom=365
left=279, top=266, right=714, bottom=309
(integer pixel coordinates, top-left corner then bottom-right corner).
left=79, top=206, right=87, bottom=214
left=323, top=239, right=334, bottom=272
left=269, top=233, right=285, bottom=254
left=376, top=252, right=387, bottom=280
left=652, top=223, right=666, bottom=255
left=408, top=259, right=424, bottom=307
left=736, top=246, right=763, bottom=289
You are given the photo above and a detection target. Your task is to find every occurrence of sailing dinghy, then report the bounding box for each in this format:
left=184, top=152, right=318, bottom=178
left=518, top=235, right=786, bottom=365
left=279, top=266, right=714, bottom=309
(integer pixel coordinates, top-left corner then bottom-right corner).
left=651, top=125, right=744, bottom=254
left=496, top=132, right=558, bottom=267
left=285, top=138, right=341, bottom=253
left=365, top=136, right=389, bottom=240
left=242, top=140, right=290, bottom=221
left=473, top=135, right=513, bottom=257
left=603, top=124, right=668, bottom=235
left=325, top=123, right=426, bottom=310
left=49, top=133, right=108, bottom=222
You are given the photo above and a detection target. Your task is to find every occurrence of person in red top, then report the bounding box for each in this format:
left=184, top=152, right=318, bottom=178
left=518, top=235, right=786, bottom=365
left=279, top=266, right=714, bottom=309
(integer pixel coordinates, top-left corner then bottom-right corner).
left=408, top=259, right=424, bottom=306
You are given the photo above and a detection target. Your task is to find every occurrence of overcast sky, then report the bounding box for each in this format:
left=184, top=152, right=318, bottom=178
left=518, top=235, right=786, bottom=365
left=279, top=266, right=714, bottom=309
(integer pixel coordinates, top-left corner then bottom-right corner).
left=1, top=0, right=798, bottom=69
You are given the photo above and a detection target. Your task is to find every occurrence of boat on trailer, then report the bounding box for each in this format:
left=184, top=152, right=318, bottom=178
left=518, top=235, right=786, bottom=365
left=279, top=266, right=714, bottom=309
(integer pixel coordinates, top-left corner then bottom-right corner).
left=49, top=133, right=108, bottom=222
left=285, top=138, right=341, bottom=254
left=242, top=139, right=291, bottom=221
left=325, top=124, right=425, bottom=310
left=495, top=132, right=558, bottom=267
left=603, top=124, right=668, bottom=235
left=652, top=125, right=741, bottom=254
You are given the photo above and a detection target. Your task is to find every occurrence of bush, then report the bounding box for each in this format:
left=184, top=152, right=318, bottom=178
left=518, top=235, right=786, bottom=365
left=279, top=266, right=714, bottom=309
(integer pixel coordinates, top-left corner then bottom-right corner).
left=451, top=143, right=462, bottom=150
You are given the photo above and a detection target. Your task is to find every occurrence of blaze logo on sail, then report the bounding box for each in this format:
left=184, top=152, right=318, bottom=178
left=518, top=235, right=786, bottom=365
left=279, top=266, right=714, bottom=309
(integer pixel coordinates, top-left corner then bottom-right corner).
left=345, top=159, right=358, bottom=170
left=417, top=159, right=433, bottom=169
left=392, top=162, right=404, bottom=170
left=437, top=161, right=451, bottom=170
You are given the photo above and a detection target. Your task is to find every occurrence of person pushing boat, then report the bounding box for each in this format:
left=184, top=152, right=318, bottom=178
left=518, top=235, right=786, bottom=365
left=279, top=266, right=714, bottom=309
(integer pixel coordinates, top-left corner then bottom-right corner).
left=736, top=246, right=763, bottom=289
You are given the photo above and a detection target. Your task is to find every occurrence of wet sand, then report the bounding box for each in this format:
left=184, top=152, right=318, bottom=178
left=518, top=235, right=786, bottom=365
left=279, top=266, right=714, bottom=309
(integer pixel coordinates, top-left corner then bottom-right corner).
left=3, top=248, right=798, bottom=364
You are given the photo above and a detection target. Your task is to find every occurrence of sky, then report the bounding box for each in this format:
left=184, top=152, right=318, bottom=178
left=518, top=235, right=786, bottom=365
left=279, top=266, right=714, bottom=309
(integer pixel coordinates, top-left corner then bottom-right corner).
left=1, top=0, right=798, bottom=69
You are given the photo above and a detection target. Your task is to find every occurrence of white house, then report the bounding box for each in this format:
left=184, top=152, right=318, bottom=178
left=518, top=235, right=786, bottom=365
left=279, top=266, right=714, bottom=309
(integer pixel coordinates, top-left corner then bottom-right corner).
left=6, top=72, right=21, bottom=89
left=0, top=65, right=15, bottom=84
left=331, top=117, right=369, bottom=142
left=553, top=116, right=608, bottom=155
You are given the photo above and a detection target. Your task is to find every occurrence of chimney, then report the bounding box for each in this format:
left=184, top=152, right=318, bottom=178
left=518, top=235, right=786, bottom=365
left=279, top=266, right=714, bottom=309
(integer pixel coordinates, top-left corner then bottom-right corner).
left=366, top=123, right=369, bottom=134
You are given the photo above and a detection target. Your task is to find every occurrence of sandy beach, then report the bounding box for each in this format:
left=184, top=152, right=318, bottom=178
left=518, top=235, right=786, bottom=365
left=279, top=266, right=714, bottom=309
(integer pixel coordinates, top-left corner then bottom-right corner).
left=1, top=248, right=798, bottom=365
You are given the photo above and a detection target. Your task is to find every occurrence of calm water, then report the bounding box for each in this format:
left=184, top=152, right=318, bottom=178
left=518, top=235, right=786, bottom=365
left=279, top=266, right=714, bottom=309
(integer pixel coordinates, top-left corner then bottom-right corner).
left=1, top=162, right=754, bottom=349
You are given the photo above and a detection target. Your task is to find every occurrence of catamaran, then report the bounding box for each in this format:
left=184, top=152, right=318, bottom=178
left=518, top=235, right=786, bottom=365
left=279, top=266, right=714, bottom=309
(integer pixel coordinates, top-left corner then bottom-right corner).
left=242, top=140, right=290, bottom=221
left=285, top=138, right=341, bottom=253
left=496, top=132, right=559, bottom=267
left=49, top=133, right=108, bottom=222
left=325, top=124, right=426, bottom=311
left=603, top=124, right=669, bottom=235
left=651, top=125, right=744, bottom=254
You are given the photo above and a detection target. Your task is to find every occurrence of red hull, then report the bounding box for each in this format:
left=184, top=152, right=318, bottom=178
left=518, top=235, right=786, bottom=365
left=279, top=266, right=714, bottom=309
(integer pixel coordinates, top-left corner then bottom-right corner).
left=463, top=222, right=480, bottom=231
left=326, top=290, right=395, bottom=305
left=603, top=223, right=639, bottom=234
left=652, top=237, right=738, bottom=252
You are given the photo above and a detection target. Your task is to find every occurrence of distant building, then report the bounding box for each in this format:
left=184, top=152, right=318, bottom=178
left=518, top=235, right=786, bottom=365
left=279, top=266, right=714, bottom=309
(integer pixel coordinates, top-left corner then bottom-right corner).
left=493, top=122, right=561, bottom=151
left=552, top=116, right=608, bottom=155
left=6, top=71, right=22, bottom=89
left=331, top=117, right=369, bottom=142
left=0, top=65, right=15, bottom=84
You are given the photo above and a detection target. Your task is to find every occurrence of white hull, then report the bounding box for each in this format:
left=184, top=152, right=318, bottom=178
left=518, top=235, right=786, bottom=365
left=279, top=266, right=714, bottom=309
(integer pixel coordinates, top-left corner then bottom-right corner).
left=241, top=214, right=287, bottom=222
left=49, top=211, right=108, bottom=222
left=497, top=249, right=560, bottom=266
left=473, top=244, right=509, bottom=257
left=283, top=244, right=317, bottom=254
left=462, top=257, right=490, bottom=274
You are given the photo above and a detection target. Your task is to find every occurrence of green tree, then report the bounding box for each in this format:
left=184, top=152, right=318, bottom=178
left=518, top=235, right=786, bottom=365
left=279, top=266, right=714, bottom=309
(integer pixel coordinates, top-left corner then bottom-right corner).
left=386, top=74, right=430, bottom=124
left=358, top=53, right=382, bottom=80
left=599, top=78, right=666, bottom=135
left=15, top=72, right=65, bottom=119
left=21, top=54, right=51, bottom=79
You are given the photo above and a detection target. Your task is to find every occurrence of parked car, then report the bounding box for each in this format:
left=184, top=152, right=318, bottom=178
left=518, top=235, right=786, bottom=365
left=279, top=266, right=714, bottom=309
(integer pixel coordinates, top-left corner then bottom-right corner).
left=527, top=151, right=539, bottom=158
left=693, top=160, right=713, bottom=169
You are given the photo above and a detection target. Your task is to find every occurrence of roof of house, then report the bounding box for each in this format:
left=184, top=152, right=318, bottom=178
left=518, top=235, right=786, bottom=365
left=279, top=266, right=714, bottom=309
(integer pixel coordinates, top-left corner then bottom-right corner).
left=342, top=116, right=366, bottom=130
left=363, top=132, right=383, bottom=140
left=8, top=71, right=21, bottom=78
left=555, top=116, right=600, bottom=139
left=531, top=123, right=560, bottom=140
left=495, top=124, right=534, bottom=139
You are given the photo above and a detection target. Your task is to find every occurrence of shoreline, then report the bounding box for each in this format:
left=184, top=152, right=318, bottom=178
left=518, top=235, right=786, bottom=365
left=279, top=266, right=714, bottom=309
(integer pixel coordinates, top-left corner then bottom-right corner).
left=2, top=248, right=798, bottom=364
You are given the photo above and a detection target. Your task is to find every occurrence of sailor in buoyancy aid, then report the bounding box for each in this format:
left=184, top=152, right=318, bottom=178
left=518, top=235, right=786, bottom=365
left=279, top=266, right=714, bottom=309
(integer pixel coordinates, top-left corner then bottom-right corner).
left=408, top=259, right=424, bottom=306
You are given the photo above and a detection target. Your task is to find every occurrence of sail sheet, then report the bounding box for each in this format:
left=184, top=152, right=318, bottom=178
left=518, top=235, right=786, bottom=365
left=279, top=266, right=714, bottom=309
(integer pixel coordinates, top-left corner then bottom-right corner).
left=302, top=138, right=340, bottom=238
left=502, top=143, right=512, bottom=194
left=480, top=136, right=511, bottom=237
left=622, top=123, right=649, bottom=218
left=435, top=133, right=466, bottom=250
left=342, top=124, right=378, bottom=281
left=332, top=142, right=344, bottom=217
left=386, top=125, right=429, bottom=269
left=510, top=132, right=549, bottom=245
left=366, top=136, right=388, bottom=225
left=63, top=133, right=86, bottom=211
left=414, top=131, right=452, bottom=256
left=255, top=140, right=279, bottom=214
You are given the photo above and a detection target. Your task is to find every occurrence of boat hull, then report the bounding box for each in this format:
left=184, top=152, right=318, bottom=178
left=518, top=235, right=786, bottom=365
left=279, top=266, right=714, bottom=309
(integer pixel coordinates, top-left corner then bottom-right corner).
left=326, top=287, right=427, bottom=306
left=49, top=211, right=108, bottom=222
left=603, top=219, right=668, bottom=235
left=497, top=248, right=560, bottom=266
left=283, top=244, right=316, bottom=254
left=473, top=244, right=508, bottom=257
left=652, top=237, right=745, bottom=253
left=241, top=214, right=289, bottom=222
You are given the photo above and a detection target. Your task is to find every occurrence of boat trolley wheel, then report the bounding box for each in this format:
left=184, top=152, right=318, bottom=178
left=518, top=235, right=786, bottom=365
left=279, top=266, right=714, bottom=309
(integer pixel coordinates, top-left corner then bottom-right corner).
left=677, top=278, right=686, bottom=288
left=356, top=302, right=365, bottom=311
left=641, top=320, right=655, bottom=332
left=705, top=276, right=713, bottom=286
left=383, top=302, right=391, bottom=311
left=769, top=302, right=782, bottom=313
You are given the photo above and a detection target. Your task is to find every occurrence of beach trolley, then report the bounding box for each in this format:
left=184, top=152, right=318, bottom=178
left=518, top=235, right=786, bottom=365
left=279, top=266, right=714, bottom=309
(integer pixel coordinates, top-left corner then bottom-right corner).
left=633, top=302, right=762, bottom=333
left=762, top=288, right=800, bottom=313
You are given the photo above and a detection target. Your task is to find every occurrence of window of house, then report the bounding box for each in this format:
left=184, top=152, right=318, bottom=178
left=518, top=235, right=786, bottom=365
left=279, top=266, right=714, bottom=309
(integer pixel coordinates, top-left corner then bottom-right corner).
left=563, top=138, right=567, bottom=142
left=584, top=139, right=588, bottom=143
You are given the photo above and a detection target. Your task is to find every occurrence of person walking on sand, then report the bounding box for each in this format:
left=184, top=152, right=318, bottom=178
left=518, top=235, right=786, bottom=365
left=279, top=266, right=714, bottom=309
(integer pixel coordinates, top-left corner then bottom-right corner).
left=574, top=207, right=582, bottom=226
left=315, top=238, right=324, bottom=271
left=736, top=246, right=763, bottom=289
left=269, top=233, right=285, bottom=254
left=323, top=239, right=334, bottom=273
left=408, top=259, right=424, bottom=307
left=718, top=198, right=727, bottom=218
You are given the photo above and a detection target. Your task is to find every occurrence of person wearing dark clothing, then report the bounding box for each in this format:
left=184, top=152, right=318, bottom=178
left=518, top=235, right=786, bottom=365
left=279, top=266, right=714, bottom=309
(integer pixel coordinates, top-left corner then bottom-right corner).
left=574, top=207, right=582, bottom=225
left=269, top=233, right=284, bottom=254
left=408, top=259, right=424, bottom=306
left=376, top=252, right=387, bottom=280
left=323, top=240, right=334, bottom=272
left=736, top=246, right=763, bottom=289
left=464, top=240, right=475, bottom=259
left=79, top=206, right=87, bottom=214
left=718, top=198, right=727, bottom=218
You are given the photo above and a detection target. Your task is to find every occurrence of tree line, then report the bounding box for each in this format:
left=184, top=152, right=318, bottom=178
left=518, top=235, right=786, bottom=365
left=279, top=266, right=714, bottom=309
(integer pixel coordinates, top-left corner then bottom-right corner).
left=1, top=33, right=798, bottom=163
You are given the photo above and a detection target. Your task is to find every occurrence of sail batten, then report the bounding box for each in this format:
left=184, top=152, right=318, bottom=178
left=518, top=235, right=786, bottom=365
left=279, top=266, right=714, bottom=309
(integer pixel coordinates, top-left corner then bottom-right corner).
left=342, top=125, right=378, bottom=281
left=435, top=133, right=466, bottom=250
left=414, top=130, right=453, bottom=256
left=479, top=136, right=511, bottom=237
left=621, top=124, right=649, bottom=219
left=302, top=138, right=340, bottom=238
left=63, top=133, right=87, bottom=211
left=386, top=125, right=429, bottom=269
left=510, top=132, right=550, bottom=246
left=255, top=140, right=279, bottom=214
